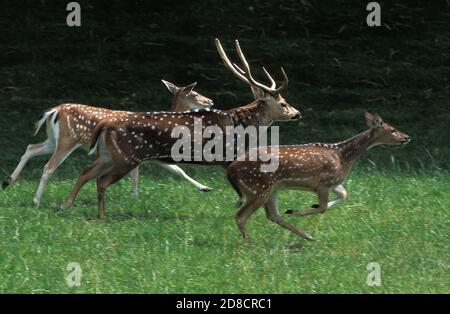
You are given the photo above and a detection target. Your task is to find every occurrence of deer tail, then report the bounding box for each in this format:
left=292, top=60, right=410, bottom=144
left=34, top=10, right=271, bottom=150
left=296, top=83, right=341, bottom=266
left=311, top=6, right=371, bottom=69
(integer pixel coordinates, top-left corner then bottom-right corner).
left=89, top=121, right=107, bottom=155
left=34, top=108, right=58, bottom=136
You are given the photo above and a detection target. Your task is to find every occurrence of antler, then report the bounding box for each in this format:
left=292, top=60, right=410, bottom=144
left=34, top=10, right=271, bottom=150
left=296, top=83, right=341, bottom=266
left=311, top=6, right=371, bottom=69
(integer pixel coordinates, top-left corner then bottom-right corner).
left=215, top=38, right=251, bottom=86
left=262, top=67, right=276, bottom=89
left=215, top=38, right=288, bottom=95
left=234, top=40, right=288, bottom=94
left=233, top=63, right=276, bottom=90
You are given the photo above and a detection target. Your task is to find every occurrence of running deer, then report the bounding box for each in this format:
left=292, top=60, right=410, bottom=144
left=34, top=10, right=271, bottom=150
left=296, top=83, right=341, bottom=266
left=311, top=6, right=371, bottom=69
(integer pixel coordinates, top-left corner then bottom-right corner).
left=2, top=81, right=214, bottom=206
left=226, top=112, right=411, bottom=241
left=63, top=38, right=302, bottom=219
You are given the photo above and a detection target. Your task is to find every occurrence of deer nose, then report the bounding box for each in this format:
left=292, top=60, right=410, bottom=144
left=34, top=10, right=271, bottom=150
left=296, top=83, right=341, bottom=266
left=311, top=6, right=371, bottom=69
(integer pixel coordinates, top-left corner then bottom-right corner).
left=292, top=112, right=302, bottom=120
left=403, top=136, right=411, bottom=143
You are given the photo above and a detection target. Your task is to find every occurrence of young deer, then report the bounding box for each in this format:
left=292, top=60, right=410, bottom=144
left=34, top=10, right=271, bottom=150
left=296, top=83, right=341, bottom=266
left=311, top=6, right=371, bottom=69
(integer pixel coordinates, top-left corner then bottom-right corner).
left=226, top=113, right=411, bottom=241
left=2, top=81, right=213, bottom=206
left=63, top=38, right=302, bottom=219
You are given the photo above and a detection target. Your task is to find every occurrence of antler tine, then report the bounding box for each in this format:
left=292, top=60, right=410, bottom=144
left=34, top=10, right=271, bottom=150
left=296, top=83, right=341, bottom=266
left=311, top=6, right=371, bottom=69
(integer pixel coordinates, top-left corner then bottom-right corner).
left=234, top=62, right=275, bottom=90
left=272, top=67, right=289, bottom=94
left=262, top=66, right=289, bottom=95
left=240, top=63, right=278, bottom=91
left=216, top=38, right=288, bottom=95
left=234, top=39, right=286, bottom=95
left=214, top=38, right=251, bottom=85
left=234, top=39, right=266, bottom=91
left=262, top=67, right=276, bottom=89
left=233, top=62, right=247, bottom=76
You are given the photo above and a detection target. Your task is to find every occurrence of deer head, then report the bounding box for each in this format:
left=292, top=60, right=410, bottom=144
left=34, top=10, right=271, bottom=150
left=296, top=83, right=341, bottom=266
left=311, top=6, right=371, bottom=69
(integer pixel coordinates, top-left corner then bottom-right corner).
left=162, top=80, right=214, bottom=111
left=215, top=38, right=301, bottom=122
left=365, top=112, right=411, bottom=147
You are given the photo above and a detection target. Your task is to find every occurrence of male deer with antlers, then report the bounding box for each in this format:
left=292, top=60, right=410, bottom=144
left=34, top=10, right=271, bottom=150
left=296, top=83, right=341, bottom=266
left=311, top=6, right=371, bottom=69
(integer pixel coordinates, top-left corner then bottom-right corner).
left=226, top=112, right=410, bottom=241
left=2, top=81, right=214, bottom=206
left=63, top=38, right=302, bottom=219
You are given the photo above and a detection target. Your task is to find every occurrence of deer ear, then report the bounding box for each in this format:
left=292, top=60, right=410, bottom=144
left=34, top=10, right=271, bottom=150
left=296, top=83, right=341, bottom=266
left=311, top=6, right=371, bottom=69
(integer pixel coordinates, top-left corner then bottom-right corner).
left=373, top=115, right=384, bottom=127
left=162, top=80, right=178, bottom=95
left=251, top=87, right=269, bottom=100
left=365, top=112, right=383, bottom=127
left=182, top=82, right=197, bottom=94
left=365, top=112, right=375, bottom=127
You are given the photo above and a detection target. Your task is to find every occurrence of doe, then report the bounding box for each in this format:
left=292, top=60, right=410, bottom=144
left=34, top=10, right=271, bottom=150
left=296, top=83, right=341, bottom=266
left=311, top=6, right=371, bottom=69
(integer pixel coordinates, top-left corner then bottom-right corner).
left=226, top=112, right=411, bottom=241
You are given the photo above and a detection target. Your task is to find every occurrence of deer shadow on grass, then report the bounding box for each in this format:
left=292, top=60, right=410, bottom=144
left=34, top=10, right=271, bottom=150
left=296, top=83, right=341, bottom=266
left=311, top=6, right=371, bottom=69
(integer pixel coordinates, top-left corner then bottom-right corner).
left=189, top=237, right=309, bottom=253
left=109, top=210, right=192, bottom=222
left=53, top=202, right=192, bottom=222
left=52, top=199, right=313, bottom=251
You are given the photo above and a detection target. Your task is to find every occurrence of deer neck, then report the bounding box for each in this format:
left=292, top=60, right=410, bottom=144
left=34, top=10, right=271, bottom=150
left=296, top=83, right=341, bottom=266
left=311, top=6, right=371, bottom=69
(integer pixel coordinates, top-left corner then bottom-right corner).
left=226, top=100, right=270, bottom=127
left=168, top=97, right=182, bottom=112
left=337, top=128, right=377, bottom=164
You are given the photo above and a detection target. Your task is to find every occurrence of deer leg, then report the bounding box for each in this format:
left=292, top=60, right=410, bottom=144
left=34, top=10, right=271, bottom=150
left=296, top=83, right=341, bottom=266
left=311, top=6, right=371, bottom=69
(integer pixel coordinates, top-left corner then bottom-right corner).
left=326, top=185, right=347, bottom=208
left=130, top=166, right=139, bottom=198
left=64, top=132, right=114, bottom=209
left=2, top=140, right=55, bottom=189
left=96, top=165, right=134, bottom=219
left=63, top=157, right=112, bottom=209
left=226, top=174, right=244, bottom=208
left=309, top=185, right=347, bottom=209
left=33, top=142, right=80, bottom=207
left=265, top=192, right=315, bottom=241
left=150, top=160, right=212, bottom=192
left=285, top=190, right=329, bottom=217
left=235, top=195, right=266, bottom=241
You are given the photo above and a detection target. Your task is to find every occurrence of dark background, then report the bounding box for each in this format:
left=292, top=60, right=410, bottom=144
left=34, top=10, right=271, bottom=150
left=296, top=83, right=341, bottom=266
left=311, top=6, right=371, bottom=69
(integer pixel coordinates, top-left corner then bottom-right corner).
left=1, top=0, right=449, bottom=178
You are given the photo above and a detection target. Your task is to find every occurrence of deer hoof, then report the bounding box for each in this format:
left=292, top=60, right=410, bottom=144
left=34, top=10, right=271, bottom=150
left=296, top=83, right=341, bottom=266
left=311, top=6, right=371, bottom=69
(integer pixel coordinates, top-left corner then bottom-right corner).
left=311, top=204, right=319, bottom=208
left=2, top=176, right=12, bottom=189
left=304, top=233, right=315, bottom=241
left=285, top=209, right=293, bottom=214
left=201, top=186, right=213, bottom=192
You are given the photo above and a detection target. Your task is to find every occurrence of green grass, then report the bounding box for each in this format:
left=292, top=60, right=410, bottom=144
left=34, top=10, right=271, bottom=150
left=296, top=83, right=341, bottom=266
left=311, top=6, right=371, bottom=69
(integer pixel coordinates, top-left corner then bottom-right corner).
left=0, top=167, right=448, bottom=293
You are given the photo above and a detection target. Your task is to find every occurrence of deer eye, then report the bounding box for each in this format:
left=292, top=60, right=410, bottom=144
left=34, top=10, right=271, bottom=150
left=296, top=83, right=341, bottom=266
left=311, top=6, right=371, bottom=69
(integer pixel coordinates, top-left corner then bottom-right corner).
left=391, top=129, right=397, bottom=134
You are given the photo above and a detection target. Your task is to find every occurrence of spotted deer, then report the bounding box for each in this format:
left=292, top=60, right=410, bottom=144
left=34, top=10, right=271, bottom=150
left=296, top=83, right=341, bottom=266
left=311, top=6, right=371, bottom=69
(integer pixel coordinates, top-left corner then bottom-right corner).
left=2, top=81, right=214, bottom=206
left=226, top=112, right=411, bottom=242
left=63, top=38, right=302, bottom=219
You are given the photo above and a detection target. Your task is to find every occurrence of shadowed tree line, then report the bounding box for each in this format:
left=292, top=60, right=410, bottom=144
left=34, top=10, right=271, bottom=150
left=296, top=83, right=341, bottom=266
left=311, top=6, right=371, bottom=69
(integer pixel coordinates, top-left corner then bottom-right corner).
left=0, top=0, right=449, bottom=172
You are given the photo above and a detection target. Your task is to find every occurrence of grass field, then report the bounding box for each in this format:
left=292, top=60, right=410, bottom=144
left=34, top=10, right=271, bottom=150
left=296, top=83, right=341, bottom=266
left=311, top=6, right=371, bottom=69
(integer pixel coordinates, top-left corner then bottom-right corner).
left=0, top=165, right=448, bottom=293
left=0, top=1, right=449, bottom=293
